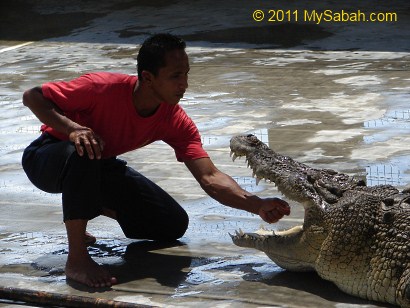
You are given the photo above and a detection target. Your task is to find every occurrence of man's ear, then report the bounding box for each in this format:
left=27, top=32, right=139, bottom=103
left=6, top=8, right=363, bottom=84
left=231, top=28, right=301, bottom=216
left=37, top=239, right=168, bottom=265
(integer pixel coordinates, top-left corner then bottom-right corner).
left=141, top=70, right=153, bottom=84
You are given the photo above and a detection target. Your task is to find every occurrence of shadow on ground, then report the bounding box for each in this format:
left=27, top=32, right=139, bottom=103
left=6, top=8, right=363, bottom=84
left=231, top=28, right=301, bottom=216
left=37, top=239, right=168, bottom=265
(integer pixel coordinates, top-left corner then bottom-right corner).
left=109, top=240, right=192, bottom=287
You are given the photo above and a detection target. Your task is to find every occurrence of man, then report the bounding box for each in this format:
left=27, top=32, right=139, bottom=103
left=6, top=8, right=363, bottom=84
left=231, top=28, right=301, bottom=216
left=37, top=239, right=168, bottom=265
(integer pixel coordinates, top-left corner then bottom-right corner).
left=22, top=33, right=290, bottom=288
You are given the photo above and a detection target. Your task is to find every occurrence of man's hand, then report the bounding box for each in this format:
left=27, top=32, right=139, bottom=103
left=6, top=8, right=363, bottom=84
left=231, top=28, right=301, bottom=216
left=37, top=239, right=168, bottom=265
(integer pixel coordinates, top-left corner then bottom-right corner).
left=69, top=128, right=105, bottom=160
left=258, top=197, right=290, bottom=223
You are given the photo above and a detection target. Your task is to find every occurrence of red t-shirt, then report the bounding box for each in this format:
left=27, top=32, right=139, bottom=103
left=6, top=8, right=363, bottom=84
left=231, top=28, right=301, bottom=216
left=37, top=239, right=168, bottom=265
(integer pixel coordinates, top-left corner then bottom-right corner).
left=41, top=72, right=208, bottom=161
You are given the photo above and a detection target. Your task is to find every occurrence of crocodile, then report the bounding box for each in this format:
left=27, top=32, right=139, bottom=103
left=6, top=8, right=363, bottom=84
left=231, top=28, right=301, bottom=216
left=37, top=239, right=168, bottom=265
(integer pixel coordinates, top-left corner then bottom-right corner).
left=229, top=134, right=410, bottom=307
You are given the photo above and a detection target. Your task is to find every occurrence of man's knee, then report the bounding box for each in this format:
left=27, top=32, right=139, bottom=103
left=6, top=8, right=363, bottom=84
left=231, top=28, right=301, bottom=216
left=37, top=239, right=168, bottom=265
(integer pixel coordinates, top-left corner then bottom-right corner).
left=155, top=205, right=189, bottom=240
left=168, top=211, right=189, bottom=240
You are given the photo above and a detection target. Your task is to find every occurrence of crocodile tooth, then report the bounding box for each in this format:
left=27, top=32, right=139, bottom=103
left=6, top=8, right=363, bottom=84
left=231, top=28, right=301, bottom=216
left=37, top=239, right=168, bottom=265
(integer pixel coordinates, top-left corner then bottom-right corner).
left=232, top=153, right=238, bottom=162
left=230, top=151, right=233, bottom=157
left=255, top=177, right=261, bottom=185
left=235, top=229, right=244, bottom=237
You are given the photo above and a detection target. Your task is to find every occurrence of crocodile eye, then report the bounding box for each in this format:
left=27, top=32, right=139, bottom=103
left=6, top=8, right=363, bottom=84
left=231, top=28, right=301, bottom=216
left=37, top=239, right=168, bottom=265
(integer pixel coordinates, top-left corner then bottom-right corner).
left=246, top=134, right=259, bottom=144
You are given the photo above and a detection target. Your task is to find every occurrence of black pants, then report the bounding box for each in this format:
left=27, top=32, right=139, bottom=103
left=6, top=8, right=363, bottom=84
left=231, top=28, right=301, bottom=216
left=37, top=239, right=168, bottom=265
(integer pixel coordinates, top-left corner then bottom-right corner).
left=22, top=133, right=188, bottom=241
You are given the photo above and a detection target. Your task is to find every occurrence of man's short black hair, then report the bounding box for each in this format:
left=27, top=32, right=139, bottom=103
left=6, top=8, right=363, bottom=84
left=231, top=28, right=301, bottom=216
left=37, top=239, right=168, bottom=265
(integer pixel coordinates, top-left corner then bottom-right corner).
left=137, top=33, right=186, bottom=79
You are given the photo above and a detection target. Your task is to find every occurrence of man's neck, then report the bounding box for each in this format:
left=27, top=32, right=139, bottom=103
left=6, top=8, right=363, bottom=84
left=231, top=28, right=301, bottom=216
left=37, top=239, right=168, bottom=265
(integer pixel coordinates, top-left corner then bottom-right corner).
left=132, top=80, right=161, bottom=118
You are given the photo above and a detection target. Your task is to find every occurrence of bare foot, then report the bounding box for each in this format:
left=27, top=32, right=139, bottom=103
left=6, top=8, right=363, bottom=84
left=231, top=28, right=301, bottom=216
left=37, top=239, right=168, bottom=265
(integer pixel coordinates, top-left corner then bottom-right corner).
left=64, top=219, right=116, bottom=288
left=65, top=256, right=117, bottom=288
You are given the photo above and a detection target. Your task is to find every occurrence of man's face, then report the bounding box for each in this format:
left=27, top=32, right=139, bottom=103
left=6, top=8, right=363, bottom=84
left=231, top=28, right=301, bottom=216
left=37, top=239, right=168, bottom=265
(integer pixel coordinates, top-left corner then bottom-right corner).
left=150, top=49, right=190, bottom=105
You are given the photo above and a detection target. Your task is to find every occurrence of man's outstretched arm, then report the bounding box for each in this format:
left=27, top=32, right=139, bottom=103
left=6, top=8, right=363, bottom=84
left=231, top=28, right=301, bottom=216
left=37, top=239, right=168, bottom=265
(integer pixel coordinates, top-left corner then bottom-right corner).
left=185, top=157, right=290, bottom=223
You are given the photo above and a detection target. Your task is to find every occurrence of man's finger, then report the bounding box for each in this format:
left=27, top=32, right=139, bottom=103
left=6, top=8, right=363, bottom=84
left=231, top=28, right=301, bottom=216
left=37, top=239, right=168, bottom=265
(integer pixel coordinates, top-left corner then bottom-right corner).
left=274, top=199, right=290, bottom=215
left=95, top=135, right=105, bottom=151
left=75, top=137, right=84, bottom=156
left=82, top=138, right=95, bottom=159
left=267, top=211, right=279, bottom=223
left=279, top=204, right=291, bottom=215
left=262, top=209, right=278, bottom=224
left=90, top=138, right=102, bottom=159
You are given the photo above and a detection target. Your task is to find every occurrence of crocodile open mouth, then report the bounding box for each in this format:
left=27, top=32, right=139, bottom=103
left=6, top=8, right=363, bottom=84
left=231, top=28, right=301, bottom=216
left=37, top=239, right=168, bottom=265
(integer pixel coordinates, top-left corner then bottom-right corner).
left=229, top=136, right=306, bottom=243
left=228, top=134, right=319, bottom=251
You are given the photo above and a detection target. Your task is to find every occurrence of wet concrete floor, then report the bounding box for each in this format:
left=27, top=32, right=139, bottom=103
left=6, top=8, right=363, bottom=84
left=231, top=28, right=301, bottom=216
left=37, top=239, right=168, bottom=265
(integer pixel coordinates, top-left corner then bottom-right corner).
left=0, top=0, right=409, bottom=307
